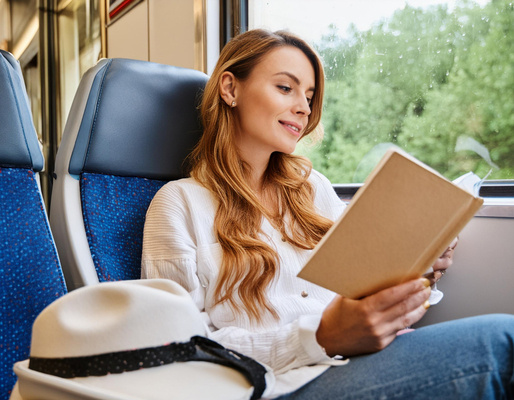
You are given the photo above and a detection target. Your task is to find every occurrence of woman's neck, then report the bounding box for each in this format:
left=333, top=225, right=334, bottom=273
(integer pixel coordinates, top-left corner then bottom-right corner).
left=252, top=178, right=280, bottom=220
left=239, top=152, right=280, bottom=217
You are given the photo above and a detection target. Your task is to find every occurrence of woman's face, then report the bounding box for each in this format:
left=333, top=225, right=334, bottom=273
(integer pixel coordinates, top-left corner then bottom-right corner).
left=231, top=46, right=315, bottom=167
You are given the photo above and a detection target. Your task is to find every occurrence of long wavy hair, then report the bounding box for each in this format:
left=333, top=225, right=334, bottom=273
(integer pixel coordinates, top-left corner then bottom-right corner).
left=190, top=29, right=333, bottom=323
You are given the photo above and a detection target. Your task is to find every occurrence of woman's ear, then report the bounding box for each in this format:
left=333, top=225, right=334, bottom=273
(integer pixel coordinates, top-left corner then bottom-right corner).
left=220, top=71, right=237, bottom=107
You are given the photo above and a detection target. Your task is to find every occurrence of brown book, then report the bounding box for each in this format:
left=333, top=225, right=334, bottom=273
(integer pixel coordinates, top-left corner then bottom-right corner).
left=298, top=149, right=484, bottom=299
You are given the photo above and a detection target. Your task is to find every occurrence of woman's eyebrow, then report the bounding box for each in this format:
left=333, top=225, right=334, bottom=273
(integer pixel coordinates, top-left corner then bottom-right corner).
left=273, top=72, right=315, bottom=92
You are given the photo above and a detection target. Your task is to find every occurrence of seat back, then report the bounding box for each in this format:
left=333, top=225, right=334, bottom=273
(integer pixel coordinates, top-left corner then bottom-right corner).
left=0, top=50, right=67, bottom=400
left=50, top=58, right=208, bottom=290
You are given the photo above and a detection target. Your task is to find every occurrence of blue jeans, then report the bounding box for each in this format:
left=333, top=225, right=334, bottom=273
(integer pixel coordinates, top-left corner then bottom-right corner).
left=277, top=314, right=514, bottom=399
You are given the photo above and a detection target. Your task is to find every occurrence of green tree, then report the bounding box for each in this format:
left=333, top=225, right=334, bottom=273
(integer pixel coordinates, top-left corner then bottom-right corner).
left=402, top=0, right=514, bottom=179
left=298, top=0, right=514, bottom=182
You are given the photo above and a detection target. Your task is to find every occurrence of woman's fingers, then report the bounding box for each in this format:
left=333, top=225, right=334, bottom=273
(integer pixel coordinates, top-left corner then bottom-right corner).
left=423, top=271, right=438, bottom=286
left=433, top=255, right=452, bottom=272
left=367, top=280, right=431, bottom=333
left=437, top=237, right=458, bottom=266
left=317, top=279, right=431, bottom=357
left=387, top=286, right=431, bottom=331
left=367, top=278, right=431, bottom=312
left=429, top=237, right=459, bottom=283
left=433, top=238, right=458, bottom=278
left=448, top=236, right=459, bottom=250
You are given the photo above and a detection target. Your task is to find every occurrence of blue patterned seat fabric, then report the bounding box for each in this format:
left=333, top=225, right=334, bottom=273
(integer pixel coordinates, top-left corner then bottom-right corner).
left=0, top=169, right=67, bottom=399
left=0, top=49, right=67, bottom=400
left=81, top=173, right=166, bottom=281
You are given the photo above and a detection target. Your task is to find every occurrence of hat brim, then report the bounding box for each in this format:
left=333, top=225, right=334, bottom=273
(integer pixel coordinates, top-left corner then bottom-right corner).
left=14, top=359, right=254, bottom=400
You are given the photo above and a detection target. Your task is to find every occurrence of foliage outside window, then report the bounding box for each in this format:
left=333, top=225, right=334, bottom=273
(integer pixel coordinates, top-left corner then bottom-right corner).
left=250, top=0, right=514, bottom=183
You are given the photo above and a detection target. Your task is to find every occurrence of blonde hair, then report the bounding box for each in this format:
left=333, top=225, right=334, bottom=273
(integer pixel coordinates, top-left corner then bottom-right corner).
left=190, top=29, right=333, bottom=322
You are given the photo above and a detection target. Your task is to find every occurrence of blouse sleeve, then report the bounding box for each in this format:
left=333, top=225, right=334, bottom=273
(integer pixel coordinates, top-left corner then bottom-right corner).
left=141, top=182, right=207, bottom=311
left=310, top=169, right=346, bottom=221
left=205, top=314, right=335, bottom=374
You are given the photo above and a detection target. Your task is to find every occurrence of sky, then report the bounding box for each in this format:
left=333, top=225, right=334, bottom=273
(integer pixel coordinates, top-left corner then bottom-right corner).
left=249, top=0, right=492, bottom=44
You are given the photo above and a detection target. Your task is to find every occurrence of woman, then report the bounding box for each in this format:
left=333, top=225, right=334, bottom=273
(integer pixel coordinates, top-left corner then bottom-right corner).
left=142, top=29, right=514, bottom=399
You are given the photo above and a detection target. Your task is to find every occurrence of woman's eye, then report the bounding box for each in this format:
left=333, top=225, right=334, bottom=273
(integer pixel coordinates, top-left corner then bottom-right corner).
left=278, top=85, right=292, bottom=93
left=306, top=97, right=312, bottom=105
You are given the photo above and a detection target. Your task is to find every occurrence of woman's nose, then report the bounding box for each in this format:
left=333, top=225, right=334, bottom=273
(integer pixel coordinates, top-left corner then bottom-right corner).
left=295, top=95, right=311, bottom=116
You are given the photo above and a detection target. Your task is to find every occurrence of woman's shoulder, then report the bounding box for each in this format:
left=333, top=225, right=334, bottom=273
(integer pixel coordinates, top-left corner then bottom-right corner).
left=160, top=176, right=203, bottom=189
left=308, top=169, right=333, bottom=188
left=308, top=169, right=346, bottom=218
left=155, top=177, right=209, bottom=199
left=149, top=178, right=214, bottom=213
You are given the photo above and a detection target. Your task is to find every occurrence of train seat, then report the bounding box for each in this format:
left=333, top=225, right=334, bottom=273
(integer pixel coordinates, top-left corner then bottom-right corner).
left=50, top=58, right=208, bottom=290
left=0, top=50, right=67, bottom=400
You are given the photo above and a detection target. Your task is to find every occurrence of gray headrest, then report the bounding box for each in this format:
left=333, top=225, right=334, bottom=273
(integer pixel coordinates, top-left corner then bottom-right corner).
left=0, top=50, right=44, bottom=171
left=69, top=58, right=209, bottom=180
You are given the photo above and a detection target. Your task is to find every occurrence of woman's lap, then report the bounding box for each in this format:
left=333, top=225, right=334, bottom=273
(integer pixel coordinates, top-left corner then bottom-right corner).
left=277, top=314, right=514, bottom=399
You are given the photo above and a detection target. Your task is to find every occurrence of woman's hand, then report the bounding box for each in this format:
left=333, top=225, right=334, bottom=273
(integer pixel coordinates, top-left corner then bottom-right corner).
left=424, top=237, right=459, bottom=285
left=316, top=278, right=431, bottom=357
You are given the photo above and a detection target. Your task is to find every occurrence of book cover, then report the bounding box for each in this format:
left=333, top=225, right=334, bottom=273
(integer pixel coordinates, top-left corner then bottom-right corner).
left=298, top=149, right=484, bottom=299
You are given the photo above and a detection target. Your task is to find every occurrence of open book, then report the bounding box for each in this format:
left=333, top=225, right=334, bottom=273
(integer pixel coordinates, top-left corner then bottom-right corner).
left=298, top=149, right=484, bottom=299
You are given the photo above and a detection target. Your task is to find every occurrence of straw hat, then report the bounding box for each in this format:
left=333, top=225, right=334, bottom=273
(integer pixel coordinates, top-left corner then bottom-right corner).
left=12, top=279, right=273, bottom=400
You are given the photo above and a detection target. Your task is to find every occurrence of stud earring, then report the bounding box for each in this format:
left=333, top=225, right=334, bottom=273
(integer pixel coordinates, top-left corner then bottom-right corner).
left=231, top=100, right=236, bottom=107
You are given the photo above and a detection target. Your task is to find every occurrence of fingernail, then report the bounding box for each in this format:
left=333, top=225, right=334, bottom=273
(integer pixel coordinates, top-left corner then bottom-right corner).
left=421, top=278, right=431, bottom=288
left=423, top=300, right=431, bottom=310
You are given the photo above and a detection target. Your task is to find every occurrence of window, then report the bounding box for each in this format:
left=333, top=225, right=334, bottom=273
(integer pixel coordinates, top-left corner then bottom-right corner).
left=58, top=0, right=102, bottom=143
left=249, top=0, right=514, bottom=184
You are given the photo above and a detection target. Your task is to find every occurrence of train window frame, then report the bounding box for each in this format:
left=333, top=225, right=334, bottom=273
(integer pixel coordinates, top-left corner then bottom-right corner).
left=334, top=181, right=514, bottom=218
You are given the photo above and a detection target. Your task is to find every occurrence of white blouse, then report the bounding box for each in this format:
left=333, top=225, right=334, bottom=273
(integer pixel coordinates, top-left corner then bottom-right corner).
left=141, top=170, right=348, bottom=398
